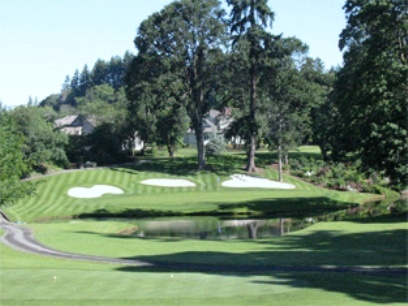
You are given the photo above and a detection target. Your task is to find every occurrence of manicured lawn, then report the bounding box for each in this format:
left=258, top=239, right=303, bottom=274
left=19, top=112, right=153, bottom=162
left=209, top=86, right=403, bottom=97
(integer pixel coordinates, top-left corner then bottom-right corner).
left=29, top=220, right=407, bottom=268
left=1, top=153, right=406, bottom=305
left=4, top=157, right=375, bottom=222
left=1, top=222, right=407, bottom=305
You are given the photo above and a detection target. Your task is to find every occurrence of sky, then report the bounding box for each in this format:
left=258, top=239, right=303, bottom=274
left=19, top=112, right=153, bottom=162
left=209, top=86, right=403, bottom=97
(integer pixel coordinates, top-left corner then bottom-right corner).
left=0, top=0, right=347, bottom=107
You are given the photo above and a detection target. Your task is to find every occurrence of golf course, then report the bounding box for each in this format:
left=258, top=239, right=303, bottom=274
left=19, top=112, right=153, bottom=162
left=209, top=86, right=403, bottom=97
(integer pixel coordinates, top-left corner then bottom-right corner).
left=0, top=149, right=406, bottom=305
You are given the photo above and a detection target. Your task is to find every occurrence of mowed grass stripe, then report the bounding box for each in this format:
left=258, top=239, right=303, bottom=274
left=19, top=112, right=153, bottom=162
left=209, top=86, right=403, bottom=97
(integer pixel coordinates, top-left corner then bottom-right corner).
left=121, top=171, right=133, bottom=193
left=44, top=175, right=67, bottom=204
left=7, top=155, right=378, bottom=222
left=63, top=171, right=81, bottom=186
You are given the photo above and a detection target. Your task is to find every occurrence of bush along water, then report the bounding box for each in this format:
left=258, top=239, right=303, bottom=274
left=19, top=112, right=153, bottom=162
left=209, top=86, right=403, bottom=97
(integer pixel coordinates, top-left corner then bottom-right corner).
left=287, top=157, right=395, bottom=195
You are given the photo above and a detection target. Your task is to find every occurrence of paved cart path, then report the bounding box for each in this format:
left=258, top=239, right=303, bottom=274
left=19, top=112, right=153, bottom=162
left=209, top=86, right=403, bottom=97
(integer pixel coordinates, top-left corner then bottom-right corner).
left=0, top=211, right=406, bottom=275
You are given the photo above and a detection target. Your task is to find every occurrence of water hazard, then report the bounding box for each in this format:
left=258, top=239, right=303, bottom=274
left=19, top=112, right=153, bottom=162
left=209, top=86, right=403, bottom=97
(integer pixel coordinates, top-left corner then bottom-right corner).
left=118, top=199, right=406, bottom=240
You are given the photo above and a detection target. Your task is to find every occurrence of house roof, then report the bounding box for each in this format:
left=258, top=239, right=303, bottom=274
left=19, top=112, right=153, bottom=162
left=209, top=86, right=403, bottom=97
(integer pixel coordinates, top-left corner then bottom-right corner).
left=54, top=115, right=97, bottom=128
left=54, top=115, right=79, bottom=128
left=54, top=114, right=97, bottom=136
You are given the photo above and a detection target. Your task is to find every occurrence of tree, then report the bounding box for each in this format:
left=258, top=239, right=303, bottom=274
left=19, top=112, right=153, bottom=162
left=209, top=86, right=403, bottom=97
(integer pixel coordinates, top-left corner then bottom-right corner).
left=305, top=61, right=336, bottom=161
left=76, top=84, right=118, bottom=122
left=332, top=0, right=407, bottom=188
left=79, top=65, right=92, bottom=96
left=70, top=69, right=80, bottom=98
left=126, top=54, right=190, bottom=157
left=126, top=54, right=163, bottom=155
left=129, top=0, right=226, bottom=169
left=264, top=53, right=311, bottom=181
left=92, top=59, right=108, bottom=86
left=153, top=75, right=190, bottom=158
left=10, top=106, right=69, bottom=171
left=227, top=0, right=275, bottom=172
left=0, top=108, right=35, bottom=206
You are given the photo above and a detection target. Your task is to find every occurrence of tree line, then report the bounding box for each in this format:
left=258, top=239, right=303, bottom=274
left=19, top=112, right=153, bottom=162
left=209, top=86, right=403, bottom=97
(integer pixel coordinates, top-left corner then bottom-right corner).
left=1, top=0, right=406, bottom=207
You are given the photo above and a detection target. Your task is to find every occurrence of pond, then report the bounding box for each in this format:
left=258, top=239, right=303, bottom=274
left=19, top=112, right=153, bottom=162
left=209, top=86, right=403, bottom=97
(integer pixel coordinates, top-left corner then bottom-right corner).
left=118, top=199, right=406, bottom=241
left=122, top=217, right=313, bottom=240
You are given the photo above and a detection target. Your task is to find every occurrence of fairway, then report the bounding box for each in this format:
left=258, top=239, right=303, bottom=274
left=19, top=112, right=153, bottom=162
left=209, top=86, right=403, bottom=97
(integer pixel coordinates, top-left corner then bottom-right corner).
left=4, top=160, right=375, bottom=222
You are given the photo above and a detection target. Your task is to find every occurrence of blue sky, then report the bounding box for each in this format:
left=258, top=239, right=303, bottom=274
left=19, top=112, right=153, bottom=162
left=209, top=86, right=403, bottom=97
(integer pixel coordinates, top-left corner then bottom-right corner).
left=0, top=0, right=346, bottom=107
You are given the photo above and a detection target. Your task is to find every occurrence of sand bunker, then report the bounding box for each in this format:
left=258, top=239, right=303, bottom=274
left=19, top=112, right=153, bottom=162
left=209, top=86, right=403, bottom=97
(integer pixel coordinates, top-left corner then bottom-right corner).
left=68, top=185, right=124, bottom=198
left=140, top=178, right=196, bottom=187
left=222, top=174, right=296, bottom=189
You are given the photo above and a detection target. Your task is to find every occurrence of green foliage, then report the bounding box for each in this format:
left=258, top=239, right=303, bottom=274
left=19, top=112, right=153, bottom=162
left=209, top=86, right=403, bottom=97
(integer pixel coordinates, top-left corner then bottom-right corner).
left=9, top=106, right=69, bottom=170
left=127, top=0, right=226, bottom=168
left=85, top=123, right=131, bottom=166
left=39, top=52, right=134, bottom=111
left=263, top=52, right=313, bottom=156
left=205, top=133, right=227, bottom=156
left=0, top=108, right=35, bottom=206
left=227, top=0, right=275, bottom=172
left=288, top=156, right=394, bottom=194
left=332, top=0, right=408, bottom=189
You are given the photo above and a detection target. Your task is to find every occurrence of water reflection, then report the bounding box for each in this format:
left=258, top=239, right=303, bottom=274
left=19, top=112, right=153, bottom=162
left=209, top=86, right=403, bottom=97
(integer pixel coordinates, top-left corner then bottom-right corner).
left=121, top=199, right=406, bottom=241
left=124, top=217, right=313, bottom=240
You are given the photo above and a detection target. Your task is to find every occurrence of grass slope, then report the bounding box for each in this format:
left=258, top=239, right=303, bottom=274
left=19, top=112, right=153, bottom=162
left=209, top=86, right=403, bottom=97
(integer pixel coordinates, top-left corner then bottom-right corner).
left=5, top=160, right=375, bottom=222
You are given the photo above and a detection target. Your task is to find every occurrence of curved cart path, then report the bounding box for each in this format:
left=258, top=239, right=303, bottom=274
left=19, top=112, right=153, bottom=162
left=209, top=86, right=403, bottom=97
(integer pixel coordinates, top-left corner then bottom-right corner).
left=0, top=212, right=406, bottom=276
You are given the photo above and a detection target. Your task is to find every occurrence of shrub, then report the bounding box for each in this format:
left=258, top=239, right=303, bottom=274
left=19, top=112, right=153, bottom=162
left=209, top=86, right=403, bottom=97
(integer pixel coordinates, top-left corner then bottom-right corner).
left=205, top=133, right=226, bottom=156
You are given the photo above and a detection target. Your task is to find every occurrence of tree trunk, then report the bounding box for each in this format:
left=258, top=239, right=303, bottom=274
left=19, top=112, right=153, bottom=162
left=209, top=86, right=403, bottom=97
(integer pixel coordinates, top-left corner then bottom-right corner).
left=279, top=218, right=285, bottom=236
left=247, top=62, right=257, bottom=173
left=193, top=46, right=206, bottom=170
left=319, top=142, right=330, bottom=161
left=247, top=223, right=258, bottom=239
left=278, top=143, right=283, bottom=182
left=196, top=125, right=206, bottom=170
left=167, top=143, right=175, bottom=160
left=284, top=151, right=289, bottom=165
left=247, top=136, right=256, bottom=172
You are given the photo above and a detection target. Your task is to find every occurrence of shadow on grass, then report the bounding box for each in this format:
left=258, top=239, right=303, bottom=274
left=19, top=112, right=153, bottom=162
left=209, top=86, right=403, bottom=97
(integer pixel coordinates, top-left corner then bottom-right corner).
left=74, top=197, right=355, bottom=219
left=111, top=228, right=407, bottom=304
left=255, top=151, right=323, bottom=168
left=109, top=154, right=247, bottom=177
left=217, top=197, right=355, bottom=217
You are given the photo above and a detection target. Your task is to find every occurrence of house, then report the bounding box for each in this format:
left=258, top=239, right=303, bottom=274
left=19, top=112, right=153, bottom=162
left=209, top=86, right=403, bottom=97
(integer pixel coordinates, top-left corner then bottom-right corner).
left=54, top=115, right=96, bottom=136
left=55, top=115, right=144, bottom=152
left=184, top=108, right=234, bottom=146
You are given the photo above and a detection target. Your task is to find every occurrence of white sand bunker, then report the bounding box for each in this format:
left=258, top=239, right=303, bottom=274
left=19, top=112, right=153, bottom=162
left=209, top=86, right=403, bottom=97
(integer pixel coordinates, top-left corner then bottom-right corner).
left=222, top=174, right=296, bottom=189
left=141, top=178, right=196, bottom=187
left=68, top=185, right=124, bottom=198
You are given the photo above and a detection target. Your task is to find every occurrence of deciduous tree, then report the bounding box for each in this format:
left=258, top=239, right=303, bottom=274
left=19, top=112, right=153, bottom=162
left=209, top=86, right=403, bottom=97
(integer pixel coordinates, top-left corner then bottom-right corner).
left=0, top=108, right=35, bottom=206
left=332, top=0, right=407, bottom=188
left=128, top=0, right=226, bottom=169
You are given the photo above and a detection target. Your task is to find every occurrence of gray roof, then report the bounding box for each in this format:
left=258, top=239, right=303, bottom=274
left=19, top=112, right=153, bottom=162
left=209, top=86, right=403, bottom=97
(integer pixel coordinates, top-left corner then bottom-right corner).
left=54, top=115, right=78, bottom=128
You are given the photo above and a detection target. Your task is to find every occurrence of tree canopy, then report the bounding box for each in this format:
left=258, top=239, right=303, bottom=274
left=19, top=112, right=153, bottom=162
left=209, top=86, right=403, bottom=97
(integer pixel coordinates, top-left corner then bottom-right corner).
left=127, top=0, right=226, bottom=168
left=227, top=0, right=276, bottom=172
left=331, top=0, right=407, bottom=188
left=0, top=108, right=35, bottom=206
left=10, top=106, right=69, bottom=171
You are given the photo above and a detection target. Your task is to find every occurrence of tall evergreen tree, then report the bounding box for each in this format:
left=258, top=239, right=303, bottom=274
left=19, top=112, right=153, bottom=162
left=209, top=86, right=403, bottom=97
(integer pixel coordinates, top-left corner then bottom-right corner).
left=92, top=59, right=108, bottom=86
left=79, top=65, right=92, bottom=96
left=227, top=0, right=275, bottom=172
